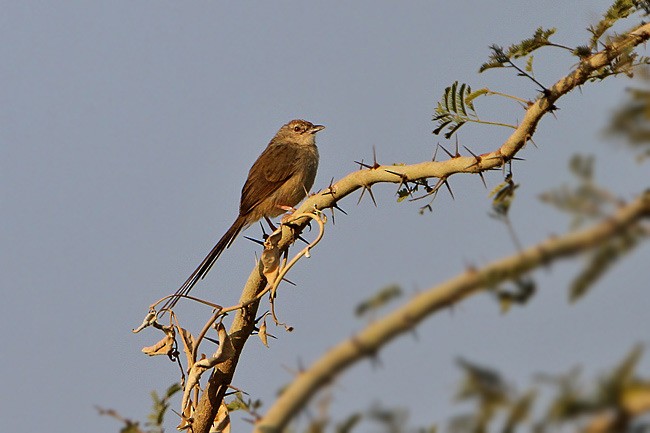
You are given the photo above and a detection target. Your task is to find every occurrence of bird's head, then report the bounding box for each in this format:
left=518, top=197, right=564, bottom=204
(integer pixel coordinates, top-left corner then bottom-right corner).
left=274, top=119, right=325, bottom=146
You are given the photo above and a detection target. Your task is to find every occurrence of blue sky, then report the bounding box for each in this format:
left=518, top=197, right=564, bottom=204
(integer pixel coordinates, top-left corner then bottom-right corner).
left=2, top=2, right=649, bottom=432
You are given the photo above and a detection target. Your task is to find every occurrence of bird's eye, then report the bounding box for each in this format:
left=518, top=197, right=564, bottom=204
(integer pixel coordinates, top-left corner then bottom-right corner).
left=293, top=125, right=302, bottom=132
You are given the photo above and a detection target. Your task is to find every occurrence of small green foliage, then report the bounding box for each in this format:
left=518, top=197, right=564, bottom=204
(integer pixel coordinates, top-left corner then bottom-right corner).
left=503, top=390, right=536, bottom=433
left=544, top=345, right=650, bottom=427
left=510, top=27, right=556, bottom=59
left=455, top=358, right=509, bottom=402
left=226, top=391, right=263, bottom=415
left=492, top=278, right=536, bottom=313
left=525, top=55, right=535, bottom=75
left=539, top=154, right=616, bottom=228
left=433, top=81, right=474, bottom=138
left=543, top=368, right=596, bottom=423
left=355, top=284, right=402, bottom=317
left=479, top=28, right=556, bottom=73
left=568, top=153, right=594, bottom=180
left=588, top=0, right=650, bottom=49
left=405, top=178, right=431, bottom=208
left=433, top=81, right=504, bottom=138
left=445, top=347, right=650, bottom=433
left=635, top=0, right=650, bottom=13
left=573, top=45, right=593, bottom=58
left=588, top=44, right=650, bottom=81
left=98, top=383, right=181, bottom=433
left=489, top=174, right=524, bottom=251
left=367, top=405, right=409, bottom=432
left=335, top=413, right=362, bottom=433
left=464, top=88, right=488, bottom=109
left=598, top=344, right=644, bottom=404
left=569, top=224, right=644, bottom=302
left=147, top=383, right=181, bottom=430
left=540, top=154, right=646, bottom=302
left=454, top=359, right=510, bottom=433
left=479, top=45, right=510, bottom=73
left=489, top=174, right=519, bottom=218
left=396, top=188, right=410, bottom=202
left=433, top=82, right=519, bottom=138
left=289, top=348, right=650, bottom=433
left=605, top=69, right=650, bottom=161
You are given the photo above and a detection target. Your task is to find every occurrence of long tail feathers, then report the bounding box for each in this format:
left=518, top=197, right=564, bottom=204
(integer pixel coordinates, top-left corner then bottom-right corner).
left=162, top=217, right=247, bottom=311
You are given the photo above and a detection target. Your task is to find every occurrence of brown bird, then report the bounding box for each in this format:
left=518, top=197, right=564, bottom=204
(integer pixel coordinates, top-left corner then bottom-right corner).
left=163, top=119, right=325, bottom=311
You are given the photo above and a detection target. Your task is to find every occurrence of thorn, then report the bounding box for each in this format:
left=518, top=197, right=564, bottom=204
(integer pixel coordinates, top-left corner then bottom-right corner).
left=385, top=169, right=413, bottom=197
left=454, top=135, right=461, bottom=157
left=282, top=216, right=313, bottom=241
left=355, top=147, right=381, bottom=170
left=323, top=177, right=337, bottom=196
left=432, top=143, right=439, bottom=161
left=357, top=187, right=365, bottom=205
left=443, top=179, right=455, bottom=200
left=357, top=184, right=378, bottom=207
left=204, top=336, right=220, bottom=346
left=264, top=216, right=277, bottom=232
left=463, top=145, right=482, bottom=170
left=244, top=235, right=265, bottom=246
left=259, top=221, right=269, bottom=239
left=367, top=186, right=378, bottom=207
left=333, top=203, right=348, bottom=215
left=438, top=143, right=454, bottom=159
left=478, top=171, right=487, bottom=189
left=329, top=202, right=347, bottom=226
left=282, top=277, right=296, bottom=286
left=463, top=145, right=479, bottom=159
left=409, top=177, right=444, bottom=202
left=354, top=159, right=375, bottom=170
left=384, top=168, right=402, bottom=177
left=371, top=145, right=380, bottom=169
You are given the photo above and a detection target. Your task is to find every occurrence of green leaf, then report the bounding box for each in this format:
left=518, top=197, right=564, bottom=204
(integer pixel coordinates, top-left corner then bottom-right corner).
left=355, top=284, right=402, bottom=317
left=450, top=81, right=459, bottom=114
left=444, top=121, right=466, bottom=139
left=444, top=86, right=452, bottom=111
left=525, top=55, right=534, bottom=74
left=458, top=83, right=468, bottom=116
left=465, top=88, right=488, bottom=110
left=433, top=120, right=453, bottom=135
left=507, top=27, right=556, bottom=58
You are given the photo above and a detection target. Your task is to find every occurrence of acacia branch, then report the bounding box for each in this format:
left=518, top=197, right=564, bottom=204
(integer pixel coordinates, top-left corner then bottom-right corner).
left=256, top=191, right=650, bottom=432
left=191, top=22, right=650, bottom=433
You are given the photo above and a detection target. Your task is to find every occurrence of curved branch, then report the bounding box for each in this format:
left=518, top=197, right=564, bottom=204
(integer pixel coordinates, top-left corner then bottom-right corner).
left=256, top=191, right=650, bottom=432
left=191, top=22, right=650, bottom=433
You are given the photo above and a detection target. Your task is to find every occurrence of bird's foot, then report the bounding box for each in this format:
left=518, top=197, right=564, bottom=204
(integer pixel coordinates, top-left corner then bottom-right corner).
left=278, top=205, right=299, bottom=223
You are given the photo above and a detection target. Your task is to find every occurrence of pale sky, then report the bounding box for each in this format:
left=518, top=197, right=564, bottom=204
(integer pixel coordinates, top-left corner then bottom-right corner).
left=2, top=2, right=649, bottom=432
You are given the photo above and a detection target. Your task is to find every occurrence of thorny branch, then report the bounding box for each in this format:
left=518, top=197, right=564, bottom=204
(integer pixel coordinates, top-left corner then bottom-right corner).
left=255, top=190, right=650, bottom=433
left=135, top=210, right=327, bottom=430
left=136, top=20, right=650, bottom=433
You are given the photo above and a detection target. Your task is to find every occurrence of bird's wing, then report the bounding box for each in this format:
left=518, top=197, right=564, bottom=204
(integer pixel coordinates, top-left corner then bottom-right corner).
left=239, top=142, right=300, bottom=216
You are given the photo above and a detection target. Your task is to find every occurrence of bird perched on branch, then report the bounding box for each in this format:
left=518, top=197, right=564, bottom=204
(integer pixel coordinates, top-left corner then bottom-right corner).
left=163, top=119, right=325, bottom=311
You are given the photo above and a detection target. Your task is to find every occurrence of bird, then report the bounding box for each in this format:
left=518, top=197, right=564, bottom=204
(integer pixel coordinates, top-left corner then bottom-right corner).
left=162, top=119, right=325, bottom=311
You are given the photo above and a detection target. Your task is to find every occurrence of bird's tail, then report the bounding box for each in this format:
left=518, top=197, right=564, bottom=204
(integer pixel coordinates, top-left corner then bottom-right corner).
left=162, top=216, right=247, bottom=311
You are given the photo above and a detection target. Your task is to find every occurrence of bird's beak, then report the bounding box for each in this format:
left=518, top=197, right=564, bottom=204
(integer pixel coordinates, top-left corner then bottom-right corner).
left=309, top=124, right=325, bottom=134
